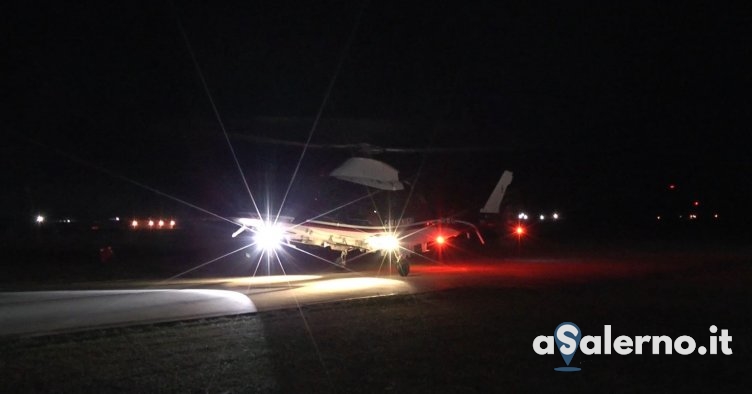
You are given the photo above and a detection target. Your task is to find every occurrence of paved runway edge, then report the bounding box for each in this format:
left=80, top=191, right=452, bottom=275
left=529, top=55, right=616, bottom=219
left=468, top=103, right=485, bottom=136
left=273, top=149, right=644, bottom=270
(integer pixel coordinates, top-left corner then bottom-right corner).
left=0, top=289, right=257, bottom=337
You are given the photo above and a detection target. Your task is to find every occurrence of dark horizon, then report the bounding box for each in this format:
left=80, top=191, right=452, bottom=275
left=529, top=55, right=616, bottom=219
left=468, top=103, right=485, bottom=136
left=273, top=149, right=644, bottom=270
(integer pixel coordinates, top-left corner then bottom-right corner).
left=3, top=1, right=750, bottom=232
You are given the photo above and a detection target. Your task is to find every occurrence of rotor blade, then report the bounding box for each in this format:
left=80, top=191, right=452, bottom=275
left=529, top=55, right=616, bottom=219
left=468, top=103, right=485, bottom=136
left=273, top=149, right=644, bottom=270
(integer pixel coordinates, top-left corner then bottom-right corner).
left=230, top=133, right=511, bottom=154
left=229, top=133, right=360, bottom=150
left=379, top=146, right=508, bottom=153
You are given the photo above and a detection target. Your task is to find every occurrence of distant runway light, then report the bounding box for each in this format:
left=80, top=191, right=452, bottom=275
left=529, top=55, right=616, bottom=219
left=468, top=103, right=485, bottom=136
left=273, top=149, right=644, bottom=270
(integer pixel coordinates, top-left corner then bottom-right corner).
left=131, top=220, right=139, bottom=228
left=35, top=215, right=45, bottom=224
left=552, top=213, right=559, bottom=220
left=657, top=215, right=661, bottom=220
left=148, top=220, right=154, bottom=227
left=539, top=214, right=545, bottom=221
left=158, top=219, right=165, bottom=228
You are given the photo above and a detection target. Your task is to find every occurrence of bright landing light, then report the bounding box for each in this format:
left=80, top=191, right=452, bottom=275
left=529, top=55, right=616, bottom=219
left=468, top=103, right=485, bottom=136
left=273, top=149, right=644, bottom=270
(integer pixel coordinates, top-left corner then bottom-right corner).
left=253, top=222, right=285, bottom=251
left=368, top=234, right=400, bottom=251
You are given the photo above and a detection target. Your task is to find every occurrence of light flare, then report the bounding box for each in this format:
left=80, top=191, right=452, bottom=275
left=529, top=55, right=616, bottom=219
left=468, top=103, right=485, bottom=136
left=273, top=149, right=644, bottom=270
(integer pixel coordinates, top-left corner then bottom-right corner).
left=253, top=221, right=286, bottom=251
left=367, top=233, right=400, bottom=252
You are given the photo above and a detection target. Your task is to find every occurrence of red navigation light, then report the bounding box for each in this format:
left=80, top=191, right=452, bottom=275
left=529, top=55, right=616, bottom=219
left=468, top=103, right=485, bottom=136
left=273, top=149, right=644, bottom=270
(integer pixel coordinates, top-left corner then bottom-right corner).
left=693, top=201, right=700, bottom=207
left=516, top=226, right=525, bottom=236
left=435, top=235, right=446, bottom=245
left=669, top=184, right=676, bottom=190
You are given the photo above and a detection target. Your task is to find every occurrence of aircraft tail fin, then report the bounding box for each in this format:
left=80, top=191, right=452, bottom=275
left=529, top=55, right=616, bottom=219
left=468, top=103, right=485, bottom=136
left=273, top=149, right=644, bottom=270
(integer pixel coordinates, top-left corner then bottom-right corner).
left=479, top=171, right=513, bottom=214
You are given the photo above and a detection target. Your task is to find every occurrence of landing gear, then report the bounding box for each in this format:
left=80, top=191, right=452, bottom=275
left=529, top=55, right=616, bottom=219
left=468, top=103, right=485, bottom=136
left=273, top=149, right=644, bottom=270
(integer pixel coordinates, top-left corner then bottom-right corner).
left=396, top=260, right=410, bottom=277
left=335, top=250, right=348, bottom=267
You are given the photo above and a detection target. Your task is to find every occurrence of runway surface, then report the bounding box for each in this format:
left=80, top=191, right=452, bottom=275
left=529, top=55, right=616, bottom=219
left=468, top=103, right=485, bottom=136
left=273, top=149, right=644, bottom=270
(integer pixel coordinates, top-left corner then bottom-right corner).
left=0, top=289, right=256, bottom=336
left=0, top=272, right=414, bottom=336
left=1, top=252, right=748, bottom=337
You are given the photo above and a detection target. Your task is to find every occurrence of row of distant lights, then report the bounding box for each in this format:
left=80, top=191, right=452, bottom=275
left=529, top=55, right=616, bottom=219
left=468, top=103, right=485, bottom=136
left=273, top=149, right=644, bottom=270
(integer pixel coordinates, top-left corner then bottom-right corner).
left=656, top=214, right=719, bottom=220
left=36, top=215, right=177, bottom=228
left=131, top=219, right=177, bottom=229
left=518, top=212, right=560, bottom=221
left=35, top=215, right=103, bottom=224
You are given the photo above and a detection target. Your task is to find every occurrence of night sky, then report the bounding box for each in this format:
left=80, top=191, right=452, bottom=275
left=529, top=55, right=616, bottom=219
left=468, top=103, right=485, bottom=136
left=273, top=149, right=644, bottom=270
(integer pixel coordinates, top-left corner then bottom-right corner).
left=3, top=1, right=750, bottom=229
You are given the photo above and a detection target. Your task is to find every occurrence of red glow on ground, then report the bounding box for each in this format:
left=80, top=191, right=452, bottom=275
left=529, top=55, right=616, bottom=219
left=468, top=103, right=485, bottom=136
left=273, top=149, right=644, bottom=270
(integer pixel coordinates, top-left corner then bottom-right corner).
left=402, top=251, right=752, bottom=293
left=409, top=258, right=688, bottom=284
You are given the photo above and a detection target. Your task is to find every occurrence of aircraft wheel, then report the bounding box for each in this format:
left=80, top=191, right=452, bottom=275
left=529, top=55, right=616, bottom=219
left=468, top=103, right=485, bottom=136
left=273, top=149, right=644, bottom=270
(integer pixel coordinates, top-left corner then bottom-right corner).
left=396, top=261, right=410, bottom=277
left=335, top=251, right=348, bottom=267
left=335, top=256, right=345, bottom=267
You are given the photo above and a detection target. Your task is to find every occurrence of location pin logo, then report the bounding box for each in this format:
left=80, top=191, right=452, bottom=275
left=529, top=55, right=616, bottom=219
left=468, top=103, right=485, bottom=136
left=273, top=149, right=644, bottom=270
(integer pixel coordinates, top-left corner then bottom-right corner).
left=554, top=322, right=582, bottom=372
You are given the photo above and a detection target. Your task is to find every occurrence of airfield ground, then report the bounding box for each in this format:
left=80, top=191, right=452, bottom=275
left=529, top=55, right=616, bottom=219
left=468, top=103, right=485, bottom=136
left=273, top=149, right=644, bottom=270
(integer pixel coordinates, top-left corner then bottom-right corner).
left=1, top=229, right=751, bottom=392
